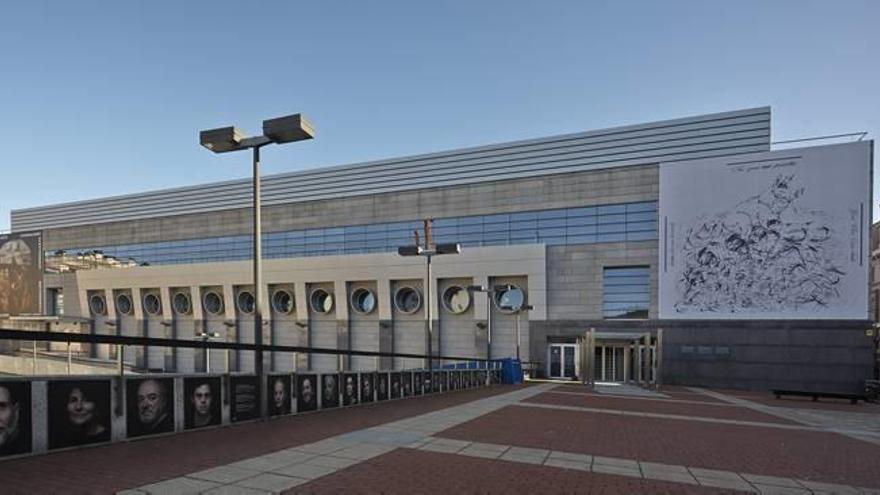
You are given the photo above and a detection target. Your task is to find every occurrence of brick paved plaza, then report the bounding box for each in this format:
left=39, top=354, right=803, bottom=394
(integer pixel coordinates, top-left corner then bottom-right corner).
left=1, top=382, right=878, bottom=494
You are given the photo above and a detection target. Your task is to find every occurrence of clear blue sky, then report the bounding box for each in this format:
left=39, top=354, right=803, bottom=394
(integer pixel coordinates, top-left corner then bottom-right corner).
left=1, top=0, right=878, bottom=232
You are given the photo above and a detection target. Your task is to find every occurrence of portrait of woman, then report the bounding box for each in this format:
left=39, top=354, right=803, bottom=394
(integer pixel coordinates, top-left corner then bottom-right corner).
left=48, top=380, right=111, bottom=450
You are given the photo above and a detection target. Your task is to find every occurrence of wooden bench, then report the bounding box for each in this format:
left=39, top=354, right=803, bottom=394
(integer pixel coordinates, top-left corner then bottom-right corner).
left=772, top=389, right=865, bottom=405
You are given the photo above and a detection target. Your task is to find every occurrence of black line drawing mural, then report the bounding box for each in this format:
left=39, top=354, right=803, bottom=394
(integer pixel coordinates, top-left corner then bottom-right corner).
left=675, top=174, right=844, bottom=314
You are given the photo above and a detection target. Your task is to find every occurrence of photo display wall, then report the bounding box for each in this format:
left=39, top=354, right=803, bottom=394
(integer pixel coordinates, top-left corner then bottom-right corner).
left=659, top=142, right=872, bottom=320
left=5, top=368, right=499, bottom=458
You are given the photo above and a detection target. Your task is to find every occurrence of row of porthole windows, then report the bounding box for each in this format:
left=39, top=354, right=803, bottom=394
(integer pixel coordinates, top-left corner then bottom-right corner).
left=89, top=285, right=526, bottom=317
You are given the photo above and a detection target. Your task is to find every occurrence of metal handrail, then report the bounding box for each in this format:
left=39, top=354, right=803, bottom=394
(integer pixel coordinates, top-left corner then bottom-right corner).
left=0, top=328, right=502, bottom=364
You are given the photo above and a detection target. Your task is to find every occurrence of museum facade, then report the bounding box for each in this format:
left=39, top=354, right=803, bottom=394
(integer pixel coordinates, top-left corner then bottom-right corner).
left=8, top=106, right=875, bottom=392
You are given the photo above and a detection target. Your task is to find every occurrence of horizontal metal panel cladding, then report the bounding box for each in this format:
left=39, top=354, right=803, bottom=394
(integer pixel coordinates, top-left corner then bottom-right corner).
left=12, top=107, right=770, bottom=232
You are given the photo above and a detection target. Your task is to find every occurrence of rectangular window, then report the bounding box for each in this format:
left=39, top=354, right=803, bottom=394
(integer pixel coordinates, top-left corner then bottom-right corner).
left=603, top=266, right=650, bottom=319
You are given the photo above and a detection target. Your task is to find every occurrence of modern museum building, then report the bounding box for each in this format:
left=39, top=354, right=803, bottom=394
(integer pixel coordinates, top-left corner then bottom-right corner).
left=5, top=106, right=876, bottom=393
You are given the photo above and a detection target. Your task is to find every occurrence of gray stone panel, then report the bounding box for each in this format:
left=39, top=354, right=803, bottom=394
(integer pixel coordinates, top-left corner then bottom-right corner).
left=308, top=282, right=338, bottom=372
left=392, top=279, right=426, bottom=370
left=530, top=320, right=873, bottom=392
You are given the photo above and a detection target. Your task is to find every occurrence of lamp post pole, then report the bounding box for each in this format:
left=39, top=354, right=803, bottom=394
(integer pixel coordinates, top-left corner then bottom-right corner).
left=253, top=145, right=264, bottom=389
left=200, top=113, right=315, bottom=419
left=425, top=252, right=433, bottom=371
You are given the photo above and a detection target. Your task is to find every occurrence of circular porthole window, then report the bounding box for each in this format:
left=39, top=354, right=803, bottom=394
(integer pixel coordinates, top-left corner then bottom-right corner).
left=89, top=294, right=107, bottom=316
left=394, top=286, right=422, bottom=314
left=309, top=289, right=334, bottom=314
left=237, top=291, right=255, bottom=314
left=173, top=292, right=192, bottom=315
left=494, top=286, right=525, bottom=313
left=350, top=288, right=376, bottom=314
left=115, top=293, right=133, bottom=316
left=143, top=293, right=162, bottom=316
left=442, top=286, right=471, bottom=314
left=272, top=289, right=294, bottom=314
left=203, top=291, right=224, bottom=316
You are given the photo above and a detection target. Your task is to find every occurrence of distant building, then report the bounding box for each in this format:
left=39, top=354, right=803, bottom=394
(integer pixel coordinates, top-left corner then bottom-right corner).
left=7, top=107, right=875, bottom=392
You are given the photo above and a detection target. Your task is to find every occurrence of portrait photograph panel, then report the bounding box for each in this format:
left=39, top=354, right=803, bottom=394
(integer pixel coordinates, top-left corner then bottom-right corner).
left=184, top=377, right=221, bottom=430
left=431, top=372, right=441, bottom=393
left=320, top=374, right=339, bottom=409
left=360, top=373, right=374, bottom=403
left=48, top=380, right=111, bottom=450
left=296, top=374, right=318, bottom=413
left=376, top=372, right=388, bottom=401
left=0, top=380, right=31, bottom=457
left=342, top=373, right=358, bottom=406
left=268, top=374, right=292, bottom=417
left=389, top=372, right=401, bottom=399
left=401, top=372, right=413, bottom=398
left=412, top=372, right=422, bottom=396
left=126, top=377, right=175, bottom=438
left=231, top=375, right=261, bottom=422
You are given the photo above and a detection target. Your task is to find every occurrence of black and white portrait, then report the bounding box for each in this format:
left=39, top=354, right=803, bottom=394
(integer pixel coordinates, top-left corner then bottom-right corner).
left=376, top=373, right=388, bottom=401
left=321, top=374, right=339, bottom=409
left=0, top=381, right=31, bottom=456
left=342, top=373, right=358, bottom=406
left=184, top=377, right=221, bottom=430
left=401, top=372, right=412, bottom=397
left=48, top=380, right=111, bottom=450
left=431, top=372, right=441, bottom=393
left=297, top=374, right=317, bottom=413
left=268, top=375, right=291, bottom=417
left=390, top=372, right=401, bottom=399
left=412, top=372, right=423, bottom=396
left=126, top=378, right=174, bottom=438
left=360, top=373, right=374, bottom=403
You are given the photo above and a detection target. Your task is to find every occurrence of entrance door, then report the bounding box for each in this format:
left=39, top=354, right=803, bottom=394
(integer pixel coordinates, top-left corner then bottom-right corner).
left=548, top=344, right=578, bottom=380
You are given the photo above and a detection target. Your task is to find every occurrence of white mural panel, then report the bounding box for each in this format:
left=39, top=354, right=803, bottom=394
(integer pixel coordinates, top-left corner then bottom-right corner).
left=659, top=141, right=871, bottom=320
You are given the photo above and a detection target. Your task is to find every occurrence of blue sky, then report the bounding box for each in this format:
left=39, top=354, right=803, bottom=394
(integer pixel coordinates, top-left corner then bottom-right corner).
left=0, top=0, right=877, bottom=231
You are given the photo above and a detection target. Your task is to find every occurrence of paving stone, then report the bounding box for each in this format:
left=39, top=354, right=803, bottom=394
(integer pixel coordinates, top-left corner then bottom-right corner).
left=429, top=438, right=471, bottom=449
left=331, top=444, right=396, bottom=460
left=548, top=451, right=591, bottom=463
left=695, top=477, right=758, bottom=493
left=640, top=461, right=691, bottom=476
left=458, top=447, right=508, bottom=460
left=228, top=452, right=315, bottom=472
left=188, top=465, right=263, bottom=484
left=543, top=458, right=590, bottom=471
left=740, top=474, right=805, bottom=489
left=689, top=467, right=748, bottom=482
left=302, top=455, right=361, bottom=470
left=271, top=462, right=339, bottom=480
left=797, top=480, right=861, bottom=494
left=591, top=463, right=643, bottom=479
left=641, top=471, right=699, bottom=485
left=420, top=442, right=469, bottom=454
left=202, top=485, right=269, bottom=495
left=235, top=473, right=311, bottom=492
left=752, top=485, right=811, bottom=495
left=140, top=477, right=220, bottom=495
left=500, top=447, right=550, bottom=465
left=593, top=456, right=640, bottom=470
left=115, top=491, right=147, bottom=495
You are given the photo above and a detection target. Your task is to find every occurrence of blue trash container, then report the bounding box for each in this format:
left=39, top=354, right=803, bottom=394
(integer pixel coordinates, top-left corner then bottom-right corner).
left=500, top=358, right=523, bottom=384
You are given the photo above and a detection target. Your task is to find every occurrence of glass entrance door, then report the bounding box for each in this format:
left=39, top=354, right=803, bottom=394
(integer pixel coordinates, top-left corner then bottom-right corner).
left=548, top=344, right=578, bottom=379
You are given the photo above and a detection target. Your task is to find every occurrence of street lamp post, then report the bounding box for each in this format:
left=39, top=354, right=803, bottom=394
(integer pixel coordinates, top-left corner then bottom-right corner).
left=514, top=304, right=534, bottom=362
left=397, top=221, right=460, bottom=372
left=467, top=285, right=496, bottom=369
left=196, top=330, right=220, bottom=372
left=200, top=114, right=315, bottom=418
